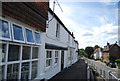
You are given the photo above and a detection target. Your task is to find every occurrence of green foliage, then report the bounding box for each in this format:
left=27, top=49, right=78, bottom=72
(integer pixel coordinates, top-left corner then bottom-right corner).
left=107, top=56, right=117, bottom=62
left=115, top=59, right=120, bottom=62
left=79, top=49, right=88, bottom=57
left=94, top=45, right=100, bottom=49
left=117, top=63, right=120, bottom=67
left=85, top=46, right=94, bottom=58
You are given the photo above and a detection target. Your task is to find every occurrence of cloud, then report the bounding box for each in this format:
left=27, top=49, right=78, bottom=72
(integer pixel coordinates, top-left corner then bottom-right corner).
left=82, top=31, right=93, bottom=36
left=51, top=0, right=119, bottom=2
left=49, top=1, right=118, bottom=48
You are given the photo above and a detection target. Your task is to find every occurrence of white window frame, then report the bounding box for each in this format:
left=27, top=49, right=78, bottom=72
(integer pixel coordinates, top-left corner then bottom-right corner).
left=0, top=17, right=12, bottom=41
left=45, top=50, right=52, bottom=69
left=0, top=41, right=39, bottom=79
left=34, top=31, right=41, bottom=45
left=25, top=27, right=35, bottom=44
left=11, top=23, right=25, bottom=43
left=54, top=50, right=58, bottom=65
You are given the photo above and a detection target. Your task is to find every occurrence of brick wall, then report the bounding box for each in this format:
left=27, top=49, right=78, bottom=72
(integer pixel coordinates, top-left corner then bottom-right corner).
left=2, top=2, right=49, bottom=32
left=103, top=52, right=110, bottom=62
left=109, top=45, right=120, bottom=59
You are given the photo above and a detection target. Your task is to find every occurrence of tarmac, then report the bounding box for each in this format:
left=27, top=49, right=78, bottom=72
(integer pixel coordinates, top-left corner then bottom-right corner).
left=49, top=59, right=87, bottom=81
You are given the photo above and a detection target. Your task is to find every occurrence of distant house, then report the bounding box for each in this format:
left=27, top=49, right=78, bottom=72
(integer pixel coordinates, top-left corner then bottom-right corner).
left=93, top=48, right=102, bottom=60
left=102, top=43, right=120, bottom=63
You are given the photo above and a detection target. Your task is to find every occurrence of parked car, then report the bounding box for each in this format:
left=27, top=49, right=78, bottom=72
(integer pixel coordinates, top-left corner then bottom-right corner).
left=106, top=62, right=109, bottom=66
left=108, top=62, right=116, bottom=68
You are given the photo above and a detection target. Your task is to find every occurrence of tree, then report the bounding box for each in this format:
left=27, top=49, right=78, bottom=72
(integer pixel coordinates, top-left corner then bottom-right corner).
left=79, top=49, right=88, bottom=57
left=85, top=46, right=94, bottom=58
left=94, top=45, right=100, bottom=49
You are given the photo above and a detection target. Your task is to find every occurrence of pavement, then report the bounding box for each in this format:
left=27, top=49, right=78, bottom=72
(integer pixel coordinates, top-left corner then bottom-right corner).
left=49, top=59, right=87, bottom=81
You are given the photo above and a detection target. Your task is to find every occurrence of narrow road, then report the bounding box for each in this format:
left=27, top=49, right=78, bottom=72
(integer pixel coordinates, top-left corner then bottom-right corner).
left=49, top=59, right=87, bottom=81
left=87, top=59, right=120, bottom=79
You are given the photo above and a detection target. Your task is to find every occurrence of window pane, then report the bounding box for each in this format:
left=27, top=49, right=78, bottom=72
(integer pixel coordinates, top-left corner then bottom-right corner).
left=55, top=51, right=58, bottom=57
left=46, top=59, right=51, bottom=67
left=46, top=51, right=52, bottom=58
left=31, top=61, right=38, bottom=80
left=7, top=63, right=19, bottom=79
left=21, top=62, right=30, bottom=80
left=8, top=45, right=20, bottom=61
left=55, top=58, right=58, bottom=63
left=13, top=24, right=23, bottom=41
left=32, top=47, right=38, bottom=59
left=0, top=66, right=5, bottom=80
left=34, top=32, right=41, bottom=44
left=0, top=20, right=10, bottom=38
left=26, top=29, right=34, bottom=43
left=0, top=44, right=6, bottom=62
left=22, top=46, right=31, bottom=60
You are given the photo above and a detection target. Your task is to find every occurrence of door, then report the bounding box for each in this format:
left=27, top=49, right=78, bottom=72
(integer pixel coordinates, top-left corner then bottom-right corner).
left=61, top=51, right=64, bottom=71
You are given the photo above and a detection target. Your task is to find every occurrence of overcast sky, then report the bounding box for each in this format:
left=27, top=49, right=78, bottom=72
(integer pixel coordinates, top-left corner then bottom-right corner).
left=50, top=0, right=119, bottom=49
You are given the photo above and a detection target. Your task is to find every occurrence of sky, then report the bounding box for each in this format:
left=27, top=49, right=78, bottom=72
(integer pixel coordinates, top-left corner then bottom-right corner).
left=50, top=0, right=119, bottom=49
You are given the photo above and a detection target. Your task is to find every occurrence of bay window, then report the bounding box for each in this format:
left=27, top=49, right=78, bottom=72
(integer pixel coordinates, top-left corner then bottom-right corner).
left=0, top=18, right=40, bottom=80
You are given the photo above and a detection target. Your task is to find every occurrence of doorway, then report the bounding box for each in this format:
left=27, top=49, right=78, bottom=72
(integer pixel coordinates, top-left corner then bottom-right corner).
left=61, top=51, right=64, bottom=71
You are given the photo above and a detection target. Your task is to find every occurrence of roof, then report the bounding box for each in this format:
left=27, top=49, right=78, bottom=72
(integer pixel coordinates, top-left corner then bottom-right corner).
left=74, top=40, right=79, bottom=44
left=103, top=43, right=120, bottom=52
left=49, top=8, right=75, bottom=39
left=94, top=48, right=101, bottom=53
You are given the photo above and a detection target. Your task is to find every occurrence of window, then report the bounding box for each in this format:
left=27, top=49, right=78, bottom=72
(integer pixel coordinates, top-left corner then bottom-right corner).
left=8, top=45, right=20, bottom=61
left=46, top=51, right=52, bottom=67
left=7, top=63, right=19, bottom=79
left=32, top=47, right=39, bottom=59
left=31, top=61, right=38, bottom=80
left=22, top=46, right=31, bottom=60
left=55, top=51, right=58, bottom=64
left=56, top=23, right=60, bottom=38
left=0, top=44, right=6, bottom=62
left=34, top=32, right=41, bottom=44
left=25, top=29, right=34, bottom=43
left=12, top=24, right=24, bottom=42
left=0, top=19, right=10, bottom=40
left=21, top=62, right=30, bottom=80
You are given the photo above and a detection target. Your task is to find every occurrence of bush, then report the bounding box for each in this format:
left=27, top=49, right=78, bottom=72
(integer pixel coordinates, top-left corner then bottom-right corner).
left=115, top=59, right=120, bottom=63
left=107, top=56, right=117, bottom=62
left=117, top=63, right=120, bottom=67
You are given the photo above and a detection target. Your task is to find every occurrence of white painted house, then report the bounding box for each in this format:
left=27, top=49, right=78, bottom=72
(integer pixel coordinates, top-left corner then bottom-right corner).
left=93, top=48, right=102, bottom=60
left=41, top=8, right=79, bottom=79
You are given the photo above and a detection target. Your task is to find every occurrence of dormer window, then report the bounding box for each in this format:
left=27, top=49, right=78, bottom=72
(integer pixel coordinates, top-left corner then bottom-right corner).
left=56, top=22, right=60, bottom=38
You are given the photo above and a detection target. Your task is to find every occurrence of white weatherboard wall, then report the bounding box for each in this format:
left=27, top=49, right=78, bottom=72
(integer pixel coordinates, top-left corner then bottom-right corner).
left=43, top=11, right=79, bottom=79
left=0, top=16, right=45, bottom=80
